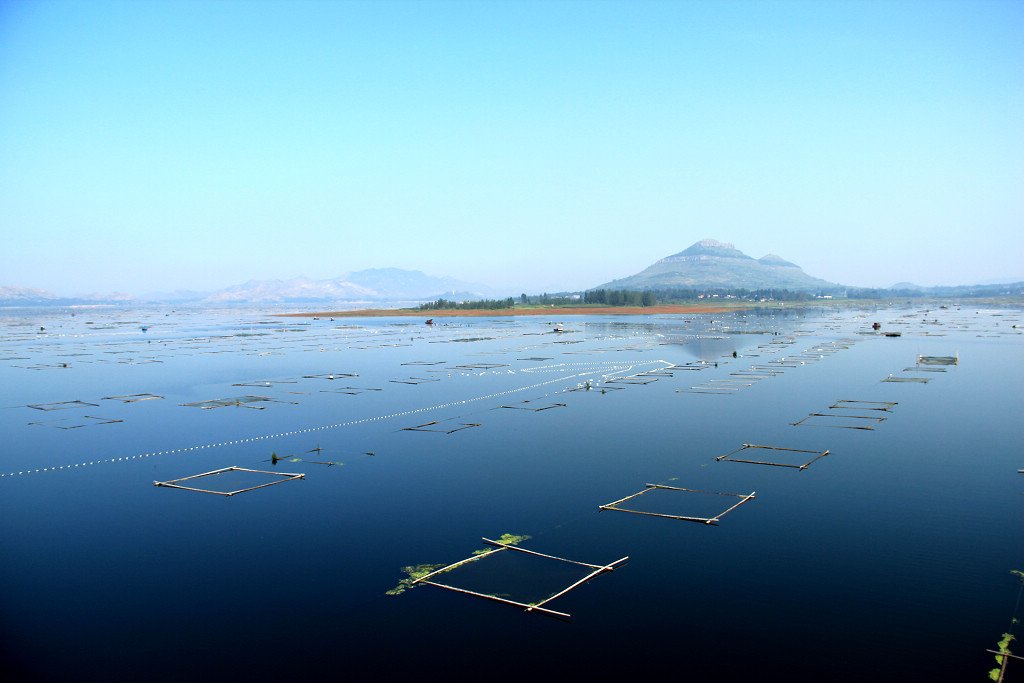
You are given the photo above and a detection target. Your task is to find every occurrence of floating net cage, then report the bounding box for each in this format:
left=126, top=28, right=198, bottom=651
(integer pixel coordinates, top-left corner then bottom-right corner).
left=154, top=467, right=304, bottom=496
left=29, top=415, right=123, bottom=429
left=180, top=396, right=283, bottom=409
left=402, top=420, right=482, bottom=434
left=319, top=386, right=382, bottom=395
left=499, top=400, right=566, bottom=411
left=716, top=444, right=830, bottom=469
left=28, top=400, right=98, bottom=411
left=792, top=413, right=887, bottom=430
left=830, top=400, right=897, bottom=411
left=390, top=377, right=441, bottom=385
left=606, top=376, right=659, bottom=385
left=677, top=385, right=740, bottom=394
left=302, top=372, right=359, bottom=380
left=413, top=537, right=628, bottom=620
left=599, top=484, right=756, bottom=525
left=102, top=393, right=163, bottom=402
left=882, top=375, right=931, bottom=383
left=917, top=354, right=958, bottom=366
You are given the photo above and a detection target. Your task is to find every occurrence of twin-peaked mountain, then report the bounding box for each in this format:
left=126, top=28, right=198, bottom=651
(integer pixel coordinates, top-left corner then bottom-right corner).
left=596, top=239, right=837, bottom=292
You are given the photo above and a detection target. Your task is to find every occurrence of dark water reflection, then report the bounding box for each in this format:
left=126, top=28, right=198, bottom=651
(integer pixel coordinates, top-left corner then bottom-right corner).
left=1, top=304, right=1022, bottom=681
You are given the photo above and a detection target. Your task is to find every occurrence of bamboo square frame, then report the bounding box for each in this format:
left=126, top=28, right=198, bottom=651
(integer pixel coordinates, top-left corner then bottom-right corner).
left=402, top=421, right=481, bottom=434
left=792, top=413, right=886, bottom=430
left=412, top=537, right=628, bottom=620
left=716, top=444, right=829, bottom=469
left=830, top=400, right=897, bottom=411
left=154, top=467, right=304, bottom=496
left=600, top=484, right=755, bottom=525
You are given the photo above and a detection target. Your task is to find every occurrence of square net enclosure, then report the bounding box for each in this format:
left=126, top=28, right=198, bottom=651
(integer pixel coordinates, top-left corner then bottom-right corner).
left=600, top=485, right=755, bottom=525
left=154, top=467, right=304, bottom=496
left=716, top=444, right=830, bottom=469
left=413, top=538, right=627, bottom=620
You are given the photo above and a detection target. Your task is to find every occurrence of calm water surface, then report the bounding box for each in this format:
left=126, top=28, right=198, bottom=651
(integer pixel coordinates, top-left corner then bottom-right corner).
left=1, top=304, right=1022, bottom=681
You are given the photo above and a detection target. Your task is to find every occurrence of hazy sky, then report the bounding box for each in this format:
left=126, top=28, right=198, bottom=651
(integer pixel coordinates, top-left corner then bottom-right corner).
left=2, top=0, right=1021, bottom=296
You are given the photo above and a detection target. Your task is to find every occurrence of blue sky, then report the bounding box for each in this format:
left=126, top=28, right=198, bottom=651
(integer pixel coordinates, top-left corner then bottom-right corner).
left=1, top=0, right=1021, bottom=296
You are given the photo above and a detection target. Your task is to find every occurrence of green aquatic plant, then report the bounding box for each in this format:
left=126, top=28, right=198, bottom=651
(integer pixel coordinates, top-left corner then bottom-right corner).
left=386, top=563, right=445, bottom=596
left=472, top=533, right=531, bottom=555
left=988, top=633, right=1015, bottom=681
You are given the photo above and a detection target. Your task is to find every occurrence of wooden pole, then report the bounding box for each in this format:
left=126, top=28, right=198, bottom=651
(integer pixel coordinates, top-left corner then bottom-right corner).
left=411, top=548, right=503, bottom=584
left=528, top=557, right=629, bottom=612
left=481, top=538, right=609, bottom=570
left=419, top=580, right=571, bottom=619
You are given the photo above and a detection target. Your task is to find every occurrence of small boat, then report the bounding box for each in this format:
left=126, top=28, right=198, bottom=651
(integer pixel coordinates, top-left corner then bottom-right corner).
left=884, top=332, right=901, bottom=337
left=425, top=319, right=434, bottom=325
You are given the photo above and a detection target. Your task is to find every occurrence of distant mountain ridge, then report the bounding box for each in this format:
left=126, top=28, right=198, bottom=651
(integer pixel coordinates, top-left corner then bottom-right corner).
left=1, top=269, right=499, bottom=306
left=596, top=239, right=837, bottom=292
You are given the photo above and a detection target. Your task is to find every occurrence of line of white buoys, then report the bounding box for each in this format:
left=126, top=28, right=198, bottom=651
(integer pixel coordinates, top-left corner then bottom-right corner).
left=3, top=362, right=654, bottom=478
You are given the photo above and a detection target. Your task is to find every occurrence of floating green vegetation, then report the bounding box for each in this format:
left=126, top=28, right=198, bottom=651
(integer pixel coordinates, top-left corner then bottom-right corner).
left=386, top=564, right=445, bottom=596
left=988, top=633, right=1015, bottom=681
left=472, top=533, right=531, bottom=555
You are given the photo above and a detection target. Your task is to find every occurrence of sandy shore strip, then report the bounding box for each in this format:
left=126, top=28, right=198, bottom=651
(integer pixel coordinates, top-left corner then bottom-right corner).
left=276, top=304, right=744, bottom=318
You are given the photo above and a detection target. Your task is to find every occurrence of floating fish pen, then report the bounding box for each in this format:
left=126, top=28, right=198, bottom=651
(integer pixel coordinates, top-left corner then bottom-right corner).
left=677, top=386, right=739, bottom=394
left=606, top=376, right=659, bottom=385
left=568, top=384, right=623, bottom=392
left=499, top=400, right=566, bottom=411
left=830, top=400, right=897, bottom=411
left=29, top=415, right=123, bottom=429
left=882, top=375, right=931, bottom=383
left=412, top=537, right=628, bottom=620
left=401, top=421, right=481, bottom=434
left=181, top=396, right=283, bottom=409
left=319, top=386, right=382, bottom=395
left=401, top=360, right=446, bottom=366
left=918, top=354, right=958, bottom=366
left=599, top=484, right=755, bottom=524
left=154, top=466, right=304, bottom=496
left=389, top=377, right=441, bottom=384
left=792, top=413, right=886, bottom=430
left=232, top=379, right=298, bottom=387
left=303, top=372, right=359, bottom=380
left=716, top=444, right=829, bottom=469
left=102, top=393, right=163, bottom=402
left=28, top=400, right=99, bottom=411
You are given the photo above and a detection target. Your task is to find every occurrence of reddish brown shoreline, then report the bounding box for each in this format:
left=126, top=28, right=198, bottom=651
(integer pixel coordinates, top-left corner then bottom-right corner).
left=276, top=304, right=743, bottom=318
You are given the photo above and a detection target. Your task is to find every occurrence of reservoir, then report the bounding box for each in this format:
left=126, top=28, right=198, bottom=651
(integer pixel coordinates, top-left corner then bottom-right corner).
left=1, top=304, right=1021, bottom=681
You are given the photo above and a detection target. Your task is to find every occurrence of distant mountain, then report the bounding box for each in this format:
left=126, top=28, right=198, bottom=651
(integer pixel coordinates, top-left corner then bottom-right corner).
left=3, top=268, right=499, bottom=307
left=0, top=285, right=61, bottom=303
left=0, top=285, right=138, bottom=307
left=200, top=269, right=499, bottom=303
left=596, top=239, right=837, bottom=292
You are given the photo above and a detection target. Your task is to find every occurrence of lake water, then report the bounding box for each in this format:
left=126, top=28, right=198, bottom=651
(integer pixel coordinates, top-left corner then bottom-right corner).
left=1, top=304, right=1022, bottom=681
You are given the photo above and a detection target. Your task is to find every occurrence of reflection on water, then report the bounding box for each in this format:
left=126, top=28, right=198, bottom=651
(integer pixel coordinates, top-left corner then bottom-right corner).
left=0, top=303, right=1022, bottom=681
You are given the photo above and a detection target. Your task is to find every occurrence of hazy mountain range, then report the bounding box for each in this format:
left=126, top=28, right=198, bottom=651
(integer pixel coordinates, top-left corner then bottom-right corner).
left=3, top=241, right=1022, bottom=306
left=0, top=268, right=499, bottom=306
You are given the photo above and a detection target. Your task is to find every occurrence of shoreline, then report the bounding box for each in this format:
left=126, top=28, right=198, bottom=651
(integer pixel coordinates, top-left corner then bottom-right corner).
left=275, top=304, right=745, bottom=318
